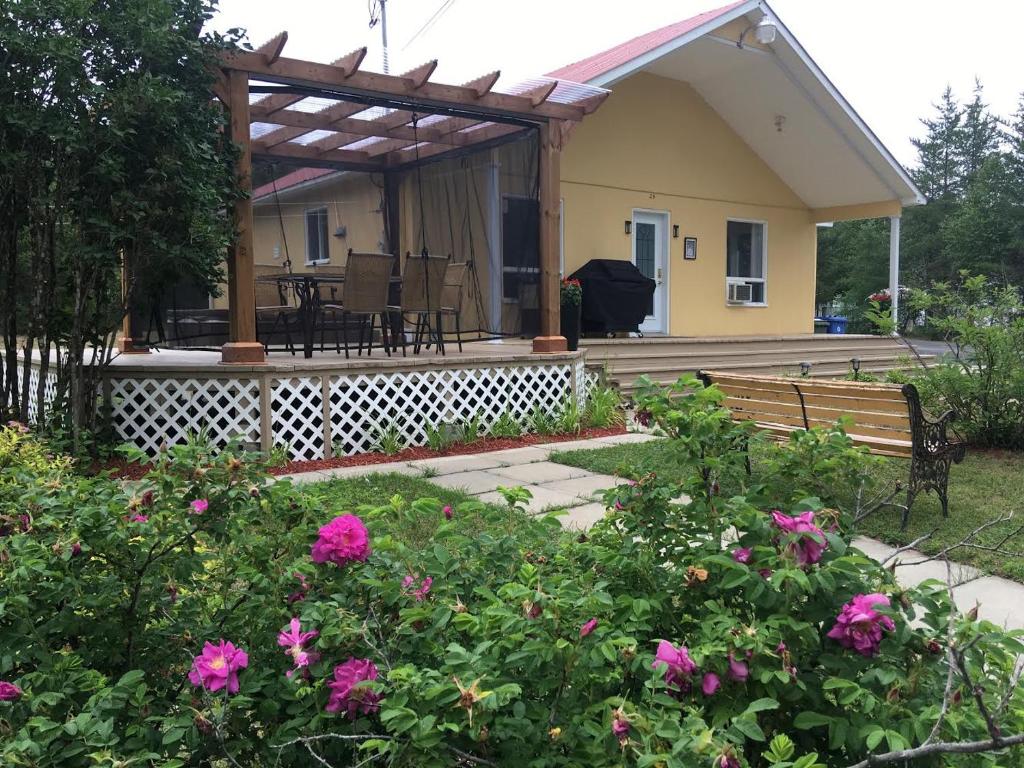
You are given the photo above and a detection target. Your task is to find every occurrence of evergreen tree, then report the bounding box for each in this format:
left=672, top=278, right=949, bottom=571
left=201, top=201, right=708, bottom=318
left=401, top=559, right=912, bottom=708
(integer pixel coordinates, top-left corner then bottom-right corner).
left=910, top=86, right=964, bottom=201
left=957, top=79, right=1001, bottom=187
left=1004, top=92, right=1024, bottom=205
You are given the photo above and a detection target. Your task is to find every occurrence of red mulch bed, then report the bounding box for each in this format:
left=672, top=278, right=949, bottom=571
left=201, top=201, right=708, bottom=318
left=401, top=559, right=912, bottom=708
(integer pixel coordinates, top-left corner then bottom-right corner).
left=269, top=425, right=627, bottom=476
left=89, top=425, right=627, bottom=480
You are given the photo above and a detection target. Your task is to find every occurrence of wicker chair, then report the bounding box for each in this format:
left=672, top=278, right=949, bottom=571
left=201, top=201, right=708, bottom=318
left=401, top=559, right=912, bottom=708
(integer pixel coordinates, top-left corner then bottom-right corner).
left=312, top=264, right=346, bottom=303
left=391, top=253, right=449, bottom=356
left=320, top=250, right=395, bottom=358
left=439, top=262, right=470, bottom=353
left=254, top=266, right=297, bottom=355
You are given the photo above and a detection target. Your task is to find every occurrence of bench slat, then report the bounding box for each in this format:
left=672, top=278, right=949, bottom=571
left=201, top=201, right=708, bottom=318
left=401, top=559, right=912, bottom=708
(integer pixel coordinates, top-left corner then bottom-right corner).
left=704, top=370, right=908, bottom=402
left=756, top=423, right=913, bottom=457
left=715, top=382, right=911, bottom=416
left=720, top=394, right=912, bottom=432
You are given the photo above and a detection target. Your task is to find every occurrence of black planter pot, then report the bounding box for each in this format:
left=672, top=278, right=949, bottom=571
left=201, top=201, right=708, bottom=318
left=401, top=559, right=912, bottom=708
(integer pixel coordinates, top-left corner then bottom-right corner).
left=560, top=302, right=581, bottom=351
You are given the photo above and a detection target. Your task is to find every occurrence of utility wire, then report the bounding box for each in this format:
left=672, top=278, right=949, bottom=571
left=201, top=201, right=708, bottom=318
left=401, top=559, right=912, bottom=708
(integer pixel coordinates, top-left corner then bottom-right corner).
left=402, top=0, right=456, bottom=51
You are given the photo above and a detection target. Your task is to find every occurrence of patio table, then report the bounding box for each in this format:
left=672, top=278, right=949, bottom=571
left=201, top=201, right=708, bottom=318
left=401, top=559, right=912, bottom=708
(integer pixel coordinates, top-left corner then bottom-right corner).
left=255, top=274, right=400, bottom=358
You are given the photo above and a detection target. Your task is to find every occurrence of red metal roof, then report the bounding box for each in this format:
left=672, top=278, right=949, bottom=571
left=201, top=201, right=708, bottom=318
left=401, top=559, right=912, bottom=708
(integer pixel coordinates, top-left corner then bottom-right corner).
left=546, top=0, right=748, bottom=83
left=252, top=166, right=338, bottom=201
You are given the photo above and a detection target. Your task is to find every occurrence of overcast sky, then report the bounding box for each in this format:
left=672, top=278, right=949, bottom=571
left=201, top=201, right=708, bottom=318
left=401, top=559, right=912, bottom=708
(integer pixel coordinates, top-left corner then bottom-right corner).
left=210, top=0, right=1024, bottom=168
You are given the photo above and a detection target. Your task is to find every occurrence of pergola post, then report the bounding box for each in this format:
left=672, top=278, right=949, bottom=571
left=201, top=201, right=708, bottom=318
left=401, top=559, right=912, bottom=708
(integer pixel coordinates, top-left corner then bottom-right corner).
left=117, top=251, right=149, bottom=354
left=889, top=214, right=901, bottom=336
left=532, top=122, right=567, bottom=354
left=221, top=68, right=266, bottom=365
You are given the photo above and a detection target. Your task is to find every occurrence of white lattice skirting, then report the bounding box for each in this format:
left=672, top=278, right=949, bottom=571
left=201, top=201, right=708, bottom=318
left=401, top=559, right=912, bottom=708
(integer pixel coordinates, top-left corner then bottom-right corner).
left=105, top=359, right=588, bottom=461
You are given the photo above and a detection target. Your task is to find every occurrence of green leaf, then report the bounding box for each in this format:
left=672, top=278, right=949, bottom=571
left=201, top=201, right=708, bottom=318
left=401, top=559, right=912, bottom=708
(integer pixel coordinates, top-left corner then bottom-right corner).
left=793, top=712, right=832, bottom=730
left=744, top=697, right=779, bottom=715
left=732, top=717, right=766, bottom=742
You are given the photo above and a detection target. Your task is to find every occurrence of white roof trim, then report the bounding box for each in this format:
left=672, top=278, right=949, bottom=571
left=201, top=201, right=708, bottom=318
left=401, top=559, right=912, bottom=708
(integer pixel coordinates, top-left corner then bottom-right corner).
left=589, top=0, right=761, bottom=88
left=757, top=2, right=925, bottom=205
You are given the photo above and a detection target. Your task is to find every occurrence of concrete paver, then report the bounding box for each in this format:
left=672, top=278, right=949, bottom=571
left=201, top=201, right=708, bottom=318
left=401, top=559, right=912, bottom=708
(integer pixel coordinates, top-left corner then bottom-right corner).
left=315, top=463, right=422, bottom=480
left=536, top=438, right=614, bottom=453
left=541, top=472, right=621, bottom=501
left=406, top=453, right=506, bottom=475
left=490, top=461, right=593, bottom=484
left=477, top=484, right=582, bottom=515
left=593, top=432, right=659, bottom=446
left=557, top=502, right=609, bottom=530
left=430, top=469, right=513, bottom=495
left=952, top=576, right=1024, bottom=629
left=483, top=447, right=553, bottom=465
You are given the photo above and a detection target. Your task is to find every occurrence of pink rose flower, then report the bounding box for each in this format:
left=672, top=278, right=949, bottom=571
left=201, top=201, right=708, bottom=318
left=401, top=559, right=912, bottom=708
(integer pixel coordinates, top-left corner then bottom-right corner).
left=443, top=505, right=453, bottom=520
left=827, top=593, right=896, bottom=657
left=652, top=640, right=697, bottom=692
left=326, top=658, right=380, bottom=718
left=188, top=640, right=248, bottom=694
left=277, top=618, right=319, bottom=674
left=611, top=709, right=630, bottom=745
left=130, top=514, right=148, bottom=523
left=702, top=672, right=721, bottom=696
left=190, top=499, right=209, bottom=515
left=770, top=510, right=827, bottom=566
left=311, top=514, right=371, bottom=567
left=727, top=652, right=749, bottom=683
left=402, top=575, right=433, bottom=601
left=71, top=542, right=82, bottom=557
left=0, top=681, right=22, bottom=701
left=579, top=618, right=598, bottom=638
left=732, top=547, right=752, bottom=564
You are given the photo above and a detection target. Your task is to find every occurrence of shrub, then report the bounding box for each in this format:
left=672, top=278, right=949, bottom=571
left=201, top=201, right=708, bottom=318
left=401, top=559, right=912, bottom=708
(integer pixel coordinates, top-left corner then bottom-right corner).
left=583, top=384, right=625, bottom=429
left=905, top=273, right=1024, bottom=449
left=371, top=422, right=407, bottom=455
left=489, top=409, right=522, bottom=439
left=2, top=416, right=1023, bottom=768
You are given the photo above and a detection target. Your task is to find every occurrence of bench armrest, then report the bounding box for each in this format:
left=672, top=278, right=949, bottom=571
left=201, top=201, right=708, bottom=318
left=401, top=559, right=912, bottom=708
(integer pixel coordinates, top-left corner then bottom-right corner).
left=919, top=408, right=967, bottom=462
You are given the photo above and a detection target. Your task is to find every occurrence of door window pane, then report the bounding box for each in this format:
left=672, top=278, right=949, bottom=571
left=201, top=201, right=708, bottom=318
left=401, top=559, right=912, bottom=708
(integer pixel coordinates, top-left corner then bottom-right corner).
left=634, top=222, right=656, bottom=280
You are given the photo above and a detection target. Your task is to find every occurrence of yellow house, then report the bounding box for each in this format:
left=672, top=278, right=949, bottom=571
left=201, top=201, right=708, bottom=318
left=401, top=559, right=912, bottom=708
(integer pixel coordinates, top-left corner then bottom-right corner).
left=247, top=0, right=922, bottom=339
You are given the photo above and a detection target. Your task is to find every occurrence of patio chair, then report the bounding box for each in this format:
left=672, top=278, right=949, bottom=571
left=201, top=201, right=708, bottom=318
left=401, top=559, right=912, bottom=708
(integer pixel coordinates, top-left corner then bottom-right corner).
left=391, top=252, right=449, bottom=356
left=312, top=264, right=346, bottom=303
left=320, top=250, right=394, bottom=358
left=254, top=267, right=297, bottom=355
left=439, top=262, right=470, bottom=353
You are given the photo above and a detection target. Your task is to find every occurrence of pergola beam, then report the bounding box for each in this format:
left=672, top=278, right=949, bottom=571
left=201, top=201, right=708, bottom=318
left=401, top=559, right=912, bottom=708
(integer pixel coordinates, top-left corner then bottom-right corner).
left=254, top=106, right=474, bottom=147
left=249, top=47, right=368, bottom=117
left=223, top=52, right=586, bottom=122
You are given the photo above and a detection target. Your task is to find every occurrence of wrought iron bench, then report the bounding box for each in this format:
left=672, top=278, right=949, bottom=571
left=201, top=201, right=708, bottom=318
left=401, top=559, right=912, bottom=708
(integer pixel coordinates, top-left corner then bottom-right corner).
left=698, top=370, right=967, bottom=528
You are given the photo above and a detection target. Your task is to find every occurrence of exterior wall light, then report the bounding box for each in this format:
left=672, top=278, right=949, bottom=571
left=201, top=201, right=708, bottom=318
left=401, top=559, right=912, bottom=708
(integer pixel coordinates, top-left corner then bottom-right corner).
left=738, top=15, right=777, bottom=48
left=672, top=224, right=680, bottom=238
left=624, top=220, right=631, bottom=235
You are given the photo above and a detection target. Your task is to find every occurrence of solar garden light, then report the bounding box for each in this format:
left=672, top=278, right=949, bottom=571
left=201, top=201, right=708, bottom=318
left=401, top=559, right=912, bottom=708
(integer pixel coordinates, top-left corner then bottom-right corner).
left=850, top=357, right=861, bottom=380
left=799, top=361, right=812, bottom=377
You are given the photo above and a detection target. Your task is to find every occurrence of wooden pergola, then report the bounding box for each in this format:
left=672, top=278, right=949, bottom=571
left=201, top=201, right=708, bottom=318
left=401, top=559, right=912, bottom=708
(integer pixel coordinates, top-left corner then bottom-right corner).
left=209, top=33, right=607, bottom=364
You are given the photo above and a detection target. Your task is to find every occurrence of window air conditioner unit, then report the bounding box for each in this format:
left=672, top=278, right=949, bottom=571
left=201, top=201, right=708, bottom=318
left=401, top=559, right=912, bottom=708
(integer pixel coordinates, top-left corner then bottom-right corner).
left=728, top=282, right=753, bottom=303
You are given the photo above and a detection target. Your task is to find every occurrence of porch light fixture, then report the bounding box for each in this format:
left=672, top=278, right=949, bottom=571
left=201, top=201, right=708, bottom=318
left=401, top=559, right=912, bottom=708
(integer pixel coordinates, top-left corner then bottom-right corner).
left=624, top=220, right=631, bottom=235
left=672, top=224, right=680, bottom=238
left=737, top=15, right=777, bottom=48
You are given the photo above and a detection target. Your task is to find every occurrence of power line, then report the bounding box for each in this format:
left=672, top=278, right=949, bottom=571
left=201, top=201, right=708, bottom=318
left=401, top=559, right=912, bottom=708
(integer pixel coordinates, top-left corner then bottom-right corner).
left=402, top=0, right=456, bottom=52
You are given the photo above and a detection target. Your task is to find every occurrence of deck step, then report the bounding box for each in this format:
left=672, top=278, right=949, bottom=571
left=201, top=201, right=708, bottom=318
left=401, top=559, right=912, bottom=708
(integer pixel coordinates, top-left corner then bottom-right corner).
left=581, top=334, right=930, bottom=396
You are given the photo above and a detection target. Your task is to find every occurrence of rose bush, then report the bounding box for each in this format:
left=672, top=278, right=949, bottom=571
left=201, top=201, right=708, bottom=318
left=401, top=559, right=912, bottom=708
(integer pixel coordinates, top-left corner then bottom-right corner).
left=1, top=404, right=1023, bottom=766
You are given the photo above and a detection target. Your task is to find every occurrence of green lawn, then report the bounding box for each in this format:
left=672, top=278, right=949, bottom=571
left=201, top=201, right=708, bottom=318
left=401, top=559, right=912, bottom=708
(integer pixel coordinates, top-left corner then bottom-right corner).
left=550, top=440, right=1024, bottom=583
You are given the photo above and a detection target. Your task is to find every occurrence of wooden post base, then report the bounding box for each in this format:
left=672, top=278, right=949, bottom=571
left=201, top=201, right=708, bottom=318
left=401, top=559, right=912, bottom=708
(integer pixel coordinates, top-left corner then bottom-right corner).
left=221, top=342, right=267, bottom=365
left=117, top=336, right=151, bottom=354
left=532, top=335, right=568, bottom=354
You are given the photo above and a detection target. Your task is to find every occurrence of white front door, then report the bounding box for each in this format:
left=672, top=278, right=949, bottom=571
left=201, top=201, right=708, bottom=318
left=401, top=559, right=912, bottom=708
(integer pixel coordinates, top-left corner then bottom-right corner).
left=632, top=210, right=668, bottom=334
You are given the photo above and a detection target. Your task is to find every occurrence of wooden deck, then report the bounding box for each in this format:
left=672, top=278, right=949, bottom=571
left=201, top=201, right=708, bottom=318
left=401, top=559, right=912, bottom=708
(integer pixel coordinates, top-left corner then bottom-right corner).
left=580, top=334, right=930, bottom=394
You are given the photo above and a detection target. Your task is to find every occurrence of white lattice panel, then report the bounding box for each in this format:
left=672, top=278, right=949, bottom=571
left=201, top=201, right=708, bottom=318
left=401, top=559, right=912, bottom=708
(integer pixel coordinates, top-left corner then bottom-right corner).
left=270, top=377, right=324, bottom=461
left=108, top=377, right=260, bottom=456
left=27, top=365, right=58, bottom=425
left=327, top=363, right=574, bottom=456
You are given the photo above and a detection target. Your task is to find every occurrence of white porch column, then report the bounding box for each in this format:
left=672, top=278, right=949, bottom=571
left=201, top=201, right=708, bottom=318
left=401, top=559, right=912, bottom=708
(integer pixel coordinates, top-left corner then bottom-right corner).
left=888, top=214, right=901, bottom=335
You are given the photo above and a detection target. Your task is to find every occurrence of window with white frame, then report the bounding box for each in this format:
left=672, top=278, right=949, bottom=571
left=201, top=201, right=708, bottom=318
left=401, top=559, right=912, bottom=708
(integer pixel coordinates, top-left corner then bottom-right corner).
left=726, top=219, right=766, bottom=304
left=304, top=207, right=330, bottom=264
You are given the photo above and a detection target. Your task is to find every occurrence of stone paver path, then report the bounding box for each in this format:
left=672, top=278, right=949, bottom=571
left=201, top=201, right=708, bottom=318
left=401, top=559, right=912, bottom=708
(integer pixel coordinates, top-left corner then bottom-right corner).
left=280, top=432, right=1024, bottom=630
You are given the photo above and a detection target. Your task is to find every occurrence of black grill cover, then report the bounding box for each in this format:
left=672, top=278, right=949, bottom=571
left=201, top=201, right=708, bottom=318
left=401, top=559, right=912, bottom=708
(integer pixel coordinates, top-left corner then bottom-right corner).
left=569, top=259, right=656, bottom=334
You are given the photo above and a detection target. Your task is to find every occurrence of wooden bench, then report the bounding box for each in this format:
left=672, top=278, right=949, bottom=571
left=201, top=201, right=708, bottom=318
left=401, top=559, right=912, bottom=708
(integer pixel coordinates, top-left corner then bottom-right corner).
left=698, top=370, right=967, bottom=528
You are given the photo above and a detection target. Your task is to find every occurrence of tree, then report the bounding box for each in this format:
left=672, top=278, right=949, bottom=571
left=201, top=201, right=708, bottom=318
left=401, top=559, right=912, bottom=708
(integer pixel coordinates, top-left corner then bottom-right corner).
left=957, top=79, right=1001, bottom=188
left=910, top=86, right=965, bottom=201
left=0, top=0, right=242, bottom=453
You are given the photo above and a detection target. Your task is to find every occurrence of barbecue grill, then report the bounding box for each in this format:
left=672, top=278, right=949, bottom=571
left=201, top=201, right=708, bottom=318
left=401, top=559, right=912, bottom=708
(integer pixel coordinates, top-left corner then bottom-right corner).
left=568, top=259, right=656, bottom=336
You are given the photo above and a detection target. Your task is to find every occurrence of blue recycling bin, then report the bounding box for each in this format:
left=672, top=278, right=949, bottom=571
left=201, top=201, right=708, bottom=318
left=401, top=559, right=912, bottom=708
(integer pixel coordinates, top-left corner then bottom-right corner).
left=824, top=315, right=848, bottom=334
